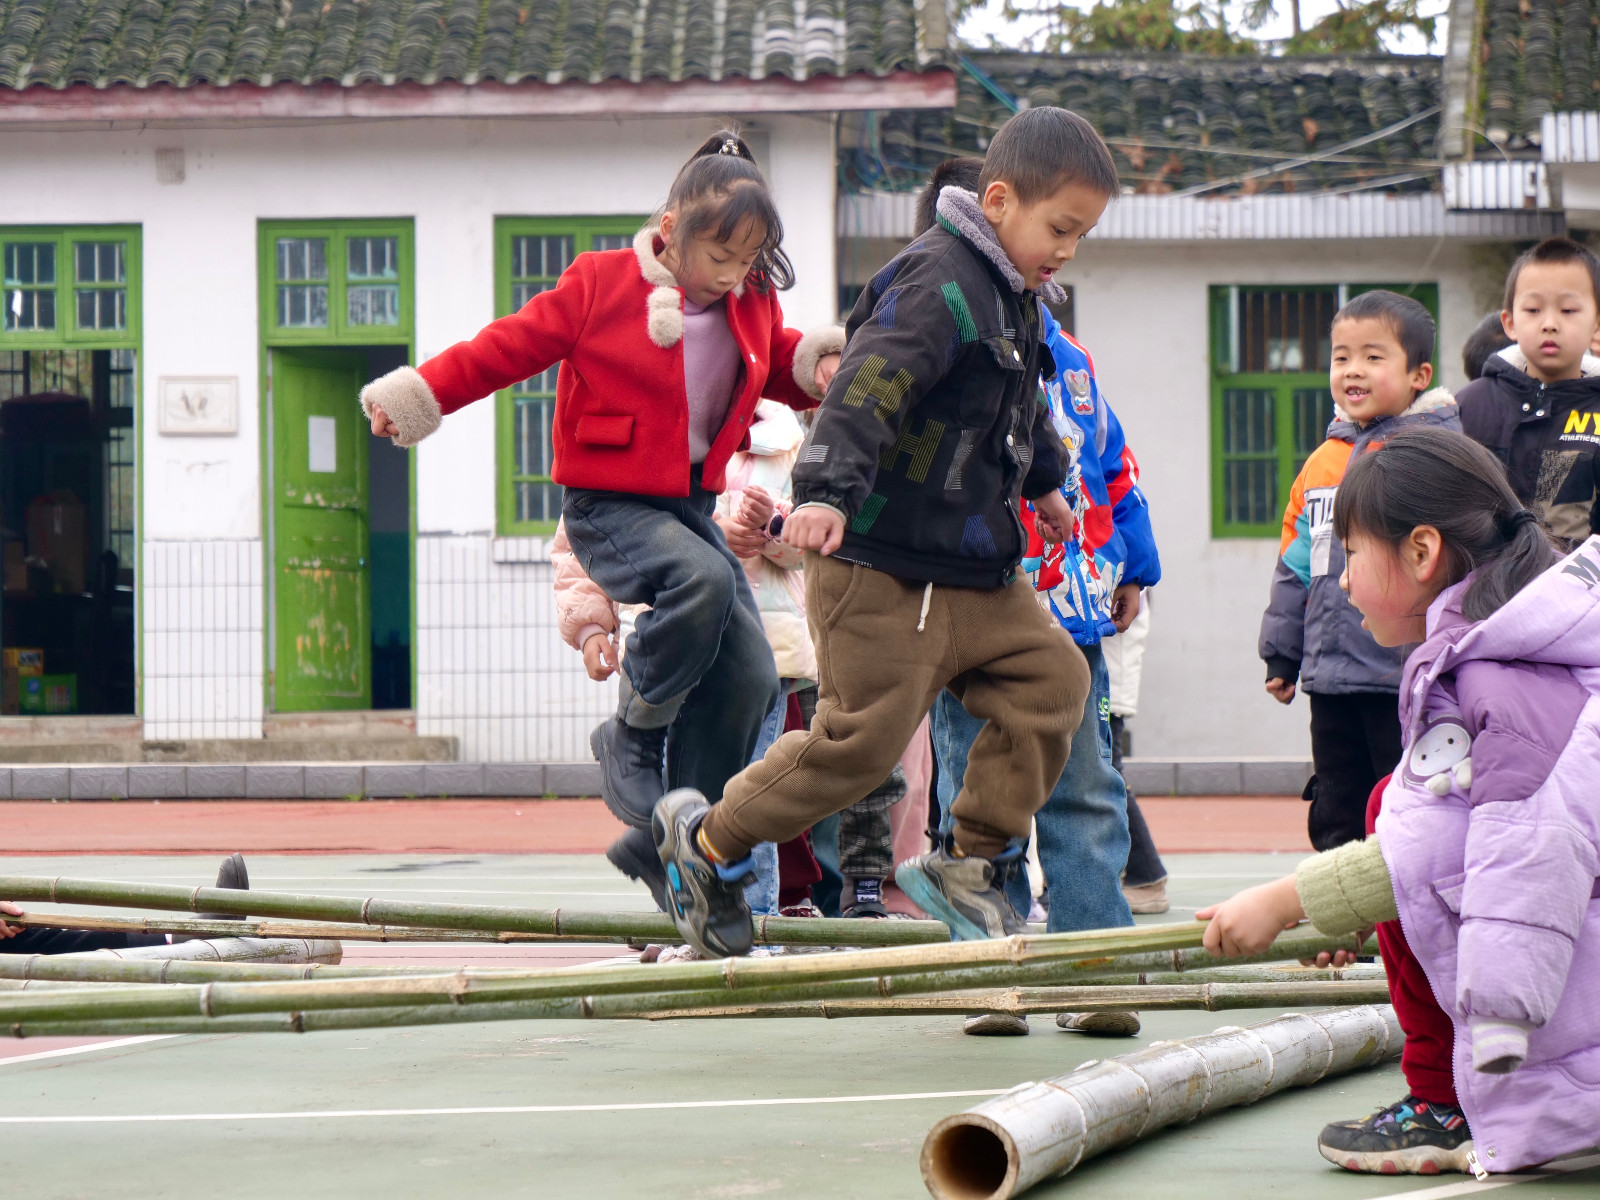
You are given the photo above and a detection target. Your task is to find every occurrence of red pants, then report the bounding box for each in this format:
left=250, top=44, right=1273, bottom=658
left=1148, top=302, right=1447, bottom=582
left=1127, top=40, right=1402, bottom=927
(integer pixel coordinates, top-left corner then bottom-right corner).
left=1366, top=776, right=1458, bottom=1105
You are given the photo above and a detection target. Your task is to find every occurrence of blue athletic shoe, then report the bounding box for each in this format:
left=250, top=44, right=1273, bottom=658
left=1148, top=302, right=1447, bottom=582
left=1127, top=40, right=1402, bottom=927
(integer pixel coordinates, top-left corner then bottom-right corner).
left=652, top=789, right=756, bottom=958
left=897, top=843, right=1029, bottom=941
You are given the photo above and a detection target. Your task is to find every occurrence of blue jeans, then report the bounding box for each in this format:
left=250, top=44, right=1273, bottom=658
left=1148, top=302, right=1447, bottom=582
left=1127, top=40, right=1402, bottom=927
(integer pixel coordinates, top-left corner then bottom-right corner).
left=933, top=641, right=1133, bottom=932
left=562, top=483, right=779, bottom=803
left=742, top=693, right=788, bottom=916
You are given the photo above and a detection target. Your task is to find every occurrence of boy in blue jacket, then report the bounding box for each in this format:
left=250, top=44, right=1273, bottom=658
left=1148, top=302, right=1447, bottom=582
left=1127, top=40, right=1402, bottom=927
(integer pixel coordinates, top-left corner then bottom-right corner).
left=921, top=159, right=1164, bottom=1037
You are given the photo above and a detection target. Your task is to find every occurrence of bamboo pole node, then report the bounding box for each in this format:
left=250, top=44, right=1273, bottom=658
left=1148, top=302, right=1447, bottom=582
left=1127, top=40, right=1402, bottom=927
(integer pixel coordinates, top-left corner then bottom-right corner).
left=359, top=898, right=375, bottom=925
left=198, top=983, right=214, bottom=1019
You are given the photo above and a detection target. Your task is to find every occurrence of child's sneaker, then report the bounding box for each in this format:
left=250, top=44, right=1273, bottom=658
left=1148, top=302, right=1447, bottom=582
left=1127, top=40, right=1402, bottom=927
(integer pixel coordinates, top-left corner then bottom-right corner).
left=896, top=843, right=1029, bottom=941
left=1318, top=1094, right=1474, bottom=1175
left=652, top=788, right=756, bottom=959
left=604, top=827, right=670, bottom=912
left=1122, top=877, right=1171, bottom=914
left=590, top=717, right=668, bottom=829
left=841, top=877, right=888, bottom=919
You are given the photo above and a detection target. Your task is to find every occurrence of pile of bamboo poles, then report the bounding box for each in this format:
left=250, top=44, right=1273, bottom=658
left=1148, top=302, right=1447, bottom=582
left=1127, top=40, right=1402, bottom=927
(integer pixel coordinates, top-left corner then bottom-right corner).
left=0, top=873, right=1385, bottom=1038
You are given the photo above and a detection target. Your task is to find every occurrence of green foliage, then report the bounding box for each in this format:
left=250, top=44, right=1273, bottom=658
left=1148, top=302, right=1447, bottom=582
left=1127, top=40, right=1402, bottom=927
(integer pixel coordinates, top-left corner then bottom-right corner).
left=1286, top=0, right=1437, bottom=52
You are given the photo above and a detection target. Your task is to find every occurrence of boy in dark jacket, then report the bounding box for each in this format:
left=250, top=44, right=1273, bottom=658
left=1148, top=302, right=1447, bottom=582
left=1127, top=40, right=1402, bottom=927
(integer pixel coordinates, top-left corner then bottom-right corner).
left=1457, top=237, right=1600, bottom=547
left=654, top=108, right=1117, bottom=956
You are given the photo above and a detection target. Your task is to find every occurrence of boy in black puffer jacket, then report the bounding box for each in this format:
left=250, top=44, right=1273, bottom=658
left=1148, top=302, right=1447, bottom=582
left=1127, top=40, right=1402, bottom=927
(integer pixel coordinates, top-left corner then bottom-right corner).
left=1458, top=237, right=1600, bottom=547
left=653, top=108, right=1119, bottom=956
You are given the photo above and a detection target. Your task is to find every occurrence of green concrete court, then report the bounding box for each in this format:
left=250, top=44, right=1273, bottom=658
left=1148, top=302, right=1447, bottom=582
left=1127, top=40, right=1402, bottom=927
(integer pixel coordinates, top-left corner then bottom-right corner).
left=2, top=853, right=1596, bottom=1200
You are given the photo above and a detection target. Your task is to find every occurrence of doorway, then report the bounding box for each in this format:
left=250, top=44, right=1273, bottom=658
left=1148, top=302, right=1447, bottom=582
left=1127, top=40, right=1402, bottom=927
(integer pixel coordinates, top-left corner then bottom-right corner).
left=268, top=346, right=411, bottom=712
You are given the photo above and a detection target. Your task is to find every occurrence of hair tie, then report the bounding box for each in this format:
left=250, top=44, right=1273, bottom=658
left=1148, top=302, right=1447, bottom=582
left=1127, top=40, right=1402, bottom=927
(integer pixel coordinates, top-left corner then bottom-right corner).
left=1500, top=508, right=1538, bottom=538
left=719, top=137, right=742, bottom=156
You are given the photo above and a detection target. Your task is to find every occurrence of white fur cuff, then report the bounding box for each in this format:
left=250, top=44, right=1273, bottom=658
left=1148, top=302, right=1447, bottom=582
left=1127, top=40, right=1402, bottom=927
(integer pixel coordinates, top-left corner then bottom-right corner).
left=792, top=325, right=846, bottom=401
left=360, top=365, right=442, bottom=447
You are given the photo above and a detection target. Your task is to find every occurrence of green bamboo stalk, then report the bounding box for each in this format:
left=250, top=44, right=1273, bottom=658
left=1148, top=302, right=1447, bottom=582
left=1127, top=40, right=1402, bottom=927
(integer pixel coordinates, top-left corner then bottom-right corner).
left=0, top=922, right=1363, bottom=1026
left=0, top=875, right=948, bottom=947
left=0, top=979, right=1390, bottom=1037
left=12, top=913, right=589, bottom=944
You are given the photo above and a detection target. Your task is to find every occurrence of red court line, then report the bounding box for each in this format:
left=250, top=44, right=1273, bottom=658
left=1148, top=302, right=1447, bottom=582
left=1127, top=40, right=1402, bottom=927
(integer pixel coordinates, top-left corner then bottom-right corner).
left=0, top=796, right=1311, bottom=855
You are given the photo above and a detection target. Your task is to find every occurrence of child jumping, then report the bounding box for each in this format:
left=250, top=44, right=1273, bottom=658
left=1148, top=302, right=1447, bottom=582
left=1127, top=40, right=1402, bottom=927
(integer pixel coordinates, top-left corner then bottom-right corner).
left=652, top=106, right=1118, bottom=957
left=1260, top=291, right=1459, bottom=850
left=1202, top=425, right=1600, bottom=1176
left=361, top=133, right=843, bottom=889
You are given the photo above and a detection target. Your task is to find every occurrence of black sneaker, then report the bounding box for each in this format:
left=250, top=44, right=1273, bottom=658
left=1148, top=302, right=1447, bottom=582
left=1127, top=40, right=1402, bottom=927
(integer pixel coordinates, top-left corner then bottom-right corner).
left=895, top=842, right=1029, bottom=941
left=841, top=876, right=888, bottom=919
left=199, top=853, right=249, bottom=920
left=1318, top=1094, right=1474, bottom=1175
left=590, top=718, right=668, bottom=830
left=605, top=827, right=670, bottom=913
left=652, top=789, right=756, bottom=958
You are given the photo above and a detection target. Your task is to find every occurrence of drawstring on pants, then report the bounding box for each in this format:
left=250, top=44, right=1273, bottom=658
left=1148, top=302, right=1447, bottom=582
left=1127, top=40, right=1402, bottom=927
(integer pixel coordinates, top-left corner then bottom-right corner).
left=917, top=581, right=933, bottom=633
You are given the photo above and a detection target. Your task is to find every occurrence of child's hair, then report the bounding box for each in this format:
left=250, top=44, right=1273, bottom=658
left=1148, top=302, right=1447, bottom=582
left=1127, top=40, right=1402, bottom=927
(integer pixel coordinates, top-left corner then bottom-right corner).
left=1333, top=427, right=1558, bottom=621
left=914, top=156, right=984, bottom=236
left=977, top=107, right=1120, bottom=205
left=1462, top=310, right=1514, bottom=381
left=1332, top=289, right=1435, bottom=372
left=1502, top=236, right=1600, bottom=310
left=663, top=130, right=794, bottom=292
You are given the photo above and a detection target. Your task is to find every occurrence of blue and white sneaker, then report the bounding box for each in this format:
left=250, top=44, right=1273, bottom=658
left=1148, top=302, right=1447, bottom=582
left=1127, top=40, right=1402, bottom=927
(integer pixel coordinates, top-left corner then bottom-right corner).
left=896, top=842, right=1029, bottom=941
left=652, top=789, right=756, bottom=959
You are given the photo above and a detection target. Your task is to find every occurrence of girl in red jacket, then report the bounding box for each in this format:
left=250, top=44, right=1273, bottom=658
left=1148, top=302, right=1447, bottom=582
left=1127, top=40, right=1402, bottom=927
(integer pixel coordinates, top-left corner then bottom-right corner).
left=362, top=132, right=843, bottom=898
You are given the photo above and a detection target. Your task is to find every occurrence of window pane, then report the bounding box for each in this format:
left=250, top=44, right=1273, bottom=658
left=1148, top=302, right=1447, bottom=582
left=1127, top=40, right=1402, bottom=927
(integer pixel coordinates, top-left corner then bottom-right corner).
left=107, top=348, right=136, bottom=406
left=591, top=234, right=633, bottom=252
left=513, top=396, right=557, bottom=478
left=510, top=235, right=573, bottom=281
left=75, top=242, right=125, bottom=284
left=1221, top=389, right=1275, bottom=455
left=347, top=236, right=398, bottom=280
left=348, top=284, right=399, bottom=326
left=76, top=287, right=126, bottom=330
left=515, top=481, right=563, bottom=524
left=276, top=237, right=328, bottom=282
left=5, top=287, right=55, bottom=332
left=1237, top=288, right=1338, bottom=373
left=277, top=284, right=329, bottom=328
left=4, top=243, right=55, bottom=286
left=1223, top=460, right=1279, bottom=527
left=1292, top=387, right=1329, bottom=471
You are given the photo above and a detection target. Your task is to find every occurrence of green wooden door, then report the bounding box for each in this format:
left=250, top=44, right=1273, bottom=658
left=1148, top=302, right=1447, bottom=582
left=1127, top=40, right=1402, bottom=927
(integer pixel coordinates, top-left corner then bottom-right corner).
left=271, top=349, right=369, bottom=711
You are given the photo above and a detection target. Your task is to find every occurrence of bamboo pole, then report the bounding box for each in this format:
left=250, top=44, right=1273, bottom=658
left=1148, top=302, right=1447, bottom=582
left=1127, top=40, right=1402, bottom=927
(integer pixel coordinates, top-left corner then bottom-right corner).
left=10, top=913, right=577, bottom=944
left=1, top=980, right=1391, bottom=1037
left=0, top=875, right=950, bottom=947
left=77, top=937, right=344, bottom=965
left=0, top=925, right=1377, bottom=1030
left=920, top=1006, right=1403, bottom=1200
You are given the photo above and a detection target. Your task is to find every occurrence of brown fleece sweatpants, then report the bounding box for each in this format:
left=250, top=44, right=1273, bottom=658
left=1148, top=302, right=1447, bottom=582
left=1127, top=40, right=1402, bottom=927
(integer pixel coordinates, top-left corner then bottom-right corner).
left=703, top=553, right=1089, bottom=861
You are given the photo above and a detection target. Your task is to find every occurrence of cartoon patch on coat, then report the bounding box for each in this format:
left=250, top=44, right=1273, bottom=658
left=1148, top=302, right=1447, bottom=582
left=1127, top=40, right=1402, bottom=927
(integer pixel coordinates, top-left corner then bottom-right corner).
left=1402, top=715, right=1474, bottom=796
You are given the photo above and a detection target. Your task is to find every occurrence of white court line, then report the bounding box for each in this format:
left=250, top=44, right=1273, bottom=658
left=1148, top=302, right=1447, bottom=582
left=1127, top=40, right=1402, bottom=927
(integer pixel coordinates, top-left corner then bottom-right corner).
left=0, top=1089, right=1007, bottom=1125
left=0, top=1036, right=176, bottom=1067
left=1366, top=1153, right=1600, bottom=1199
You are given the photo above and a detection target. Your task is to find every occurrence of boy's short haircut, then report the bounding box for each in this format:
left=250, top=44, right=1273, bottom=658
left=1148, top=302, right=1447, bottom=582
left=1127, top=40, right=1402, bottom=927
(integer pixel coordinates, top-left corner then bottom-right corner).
left=1462, top=310, right=1514, bottom=381
left=914, top=157, right=984, bottom=235
left=977, top=107, right=1120, bottom=205
left=1333, top=289, right=1435, bottom=372
left=1502, top=236, right=1600, bottom=310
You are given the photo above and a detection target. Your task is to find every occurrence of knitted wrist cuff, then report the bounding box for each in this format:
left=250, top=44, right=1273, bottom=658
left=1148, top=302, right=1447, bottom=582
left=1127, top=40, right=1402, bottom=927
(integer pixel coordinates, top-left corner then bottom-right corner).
left=1470, top=1017, right=1530, bottom=1074
left=1294, top=835, right=1397, bottom=936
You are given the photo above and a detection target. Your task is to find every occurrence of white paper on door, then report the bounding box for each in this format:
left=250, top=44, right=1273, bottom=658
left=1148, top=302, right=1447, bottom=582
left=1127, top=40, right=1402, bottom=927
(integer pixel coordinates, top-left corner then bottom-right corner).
left=308, top=415, right=338, bottom=474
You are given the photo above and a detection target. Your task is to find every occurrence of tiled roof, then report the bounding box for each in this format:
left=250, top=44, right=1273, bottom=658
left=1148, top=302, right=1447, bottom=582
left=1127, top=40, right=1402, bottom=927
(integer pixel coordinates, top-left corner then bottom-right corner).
left=844, top=52, right=1442, bottom=196
left=1480, top=0, right=1599, bottom=146
left=0, top=0, right=931, bottom=91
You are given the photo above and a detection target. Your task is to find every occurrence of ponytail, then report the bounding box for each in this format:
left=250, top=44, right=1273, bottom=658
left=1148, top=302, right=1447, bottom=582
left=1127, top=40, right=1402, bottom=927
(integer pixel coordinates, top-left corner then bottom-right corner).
left=662, top=128, right=794, bottom=292
left=1333, top=427, right=1560, bottom=621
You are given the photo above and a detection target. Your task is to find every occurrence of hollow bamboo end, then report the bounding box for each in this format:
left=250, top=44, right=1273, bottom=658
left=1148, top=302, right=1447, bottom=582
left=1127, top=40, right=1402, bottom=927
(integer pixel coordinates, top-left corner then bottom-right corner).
left=920, top=1113, right=1019, bottom=1200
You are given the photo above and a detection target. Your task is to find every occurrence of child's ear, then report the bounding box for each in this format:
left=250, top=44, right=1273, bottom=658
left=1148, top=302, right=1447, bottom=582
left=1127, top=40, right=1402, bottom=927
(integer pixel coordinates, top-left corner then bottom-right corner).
left=1409, top=359, right=1434, bottom=394
left=1500, top=308, right=1515, bottom=339
left=659, top=210, right=677, bottom=246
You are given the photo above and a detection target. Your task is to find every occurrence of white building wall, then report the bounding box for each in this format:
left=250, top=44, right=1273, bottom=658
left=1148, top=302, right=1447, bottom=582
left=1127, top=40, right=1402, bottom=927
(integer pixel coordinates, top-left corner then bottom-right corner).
left=1066, top=237, right=1479, bottom=759
left=0, top=114, right=836, bottom=756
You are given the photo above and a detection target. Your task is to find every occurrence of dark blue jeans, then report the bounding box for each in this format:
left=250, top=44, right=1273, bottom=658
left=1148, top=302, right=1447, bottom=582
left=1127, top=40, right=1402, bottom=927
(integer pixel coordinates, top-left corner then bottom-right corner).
left=562, top=483, right=778, bottom=803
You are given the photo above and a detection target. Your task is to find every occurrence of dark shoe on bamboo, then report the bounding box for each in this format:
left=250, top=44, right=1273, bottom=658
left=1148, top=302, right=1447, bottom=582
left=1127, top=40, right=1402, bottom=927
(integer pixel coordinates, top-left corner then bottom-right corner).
left=605, top=827, right=670, bottom=913
left=1318, top=1094, right=1474, bottom=1175
left=590, top=718, right=668, bottom=830
left=652, top=788, right=756, bottom=959
left=963, top=1013, right=1029, bottom=1036
left=895, top=844, right=1028, bottom=941
left=199, top=853, right=249, bottom=920
left=840, top=877, right=888, bottom=919
left=1055, top=1011, right=1141, bottom=1037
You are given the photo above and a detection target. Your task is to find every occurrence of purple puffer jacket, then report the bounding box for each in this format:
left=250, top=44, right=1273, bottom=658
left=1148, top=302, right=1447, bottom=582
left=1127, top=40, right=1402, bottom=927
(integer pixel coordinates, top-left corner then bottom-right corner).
left=1378, top=535, right=1600, bottom=1171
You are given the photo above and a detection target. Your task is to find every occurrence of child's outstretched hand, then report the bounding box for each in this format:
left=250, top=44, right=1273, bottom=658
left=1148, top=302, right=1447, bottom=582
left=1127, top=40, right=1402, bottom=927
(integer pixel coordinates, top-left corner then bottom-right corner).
left=1196, top=875, right=1304, bottom=957
left=735, top=484, right=776, bottom=532
left=368, top=402, right=398, bottom=439
left=1032, top=489, right=1074, bottom=544
left=815, top=353, right=842, bottom=394
left=1110, top=583, right=1141, bottom=633
left=784, top=506, right=846, bottom=555
left=581, top=632, right=619, bottom=682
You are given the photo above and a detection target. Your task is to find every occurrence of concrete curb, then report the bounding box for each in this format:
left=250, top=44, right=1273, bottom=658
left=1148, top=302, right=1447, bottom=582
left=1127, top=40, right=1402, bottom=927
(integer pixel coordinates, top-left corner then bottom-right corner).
left=0, top=762, right=602, bottom=801
left=1122, top=757, right=1313, bottom=797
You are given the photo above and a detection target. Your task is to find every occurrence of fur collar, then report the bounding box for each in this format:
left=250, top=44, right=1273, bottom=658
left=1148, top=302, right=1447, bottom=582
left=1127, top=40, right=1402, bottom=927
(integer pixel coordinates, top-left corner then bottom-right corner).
left=934, top=187, right=1069, bottom=306
left=1333, top=385, right=1455, bottom=427
left=633, top=223, right=746, bottom=349
left=1493, top=343, right=1600, bottom=379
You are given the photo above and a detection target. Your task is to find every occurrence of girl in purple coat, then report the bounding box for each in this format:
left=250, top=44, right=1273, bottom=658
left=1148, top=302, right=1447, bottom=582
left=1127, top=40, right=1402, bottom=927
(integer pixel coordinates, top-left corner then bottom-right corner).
left=1200, top=426, right=1600, bottom=1177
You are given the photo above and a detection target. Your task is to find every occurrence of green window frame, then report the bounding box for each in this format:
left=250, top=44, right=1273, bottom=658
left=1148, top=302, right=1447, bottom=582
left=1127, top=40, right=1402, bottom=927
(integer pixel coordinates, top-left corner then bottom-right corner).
left=1209, top=282, right=1440, bottom=538
left=494, top=216, right=643, bottom=536
left=257, top=220, right=414, bottom=345
left=1, top=225, right=141, bottom=347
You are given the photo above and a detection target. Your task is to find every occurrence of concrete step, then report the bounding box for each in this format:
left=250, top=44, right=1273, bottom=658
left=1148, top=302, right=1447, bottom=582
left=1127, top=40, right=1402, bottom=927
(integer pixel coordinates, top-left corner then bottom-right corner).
left=1122, top=757, right=1314, bottom=797
left=0, top=761, right=601, bottom=801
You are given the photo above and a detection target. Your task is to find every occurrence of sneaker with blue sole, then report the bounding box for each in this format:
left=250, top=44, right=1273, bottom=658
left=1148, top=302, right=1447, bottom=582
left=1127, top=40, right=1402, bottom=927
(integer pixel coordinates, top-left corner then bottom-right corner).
left=896, top=843, right=1029, bottom=941
left=652, top=788, right=757, bottom=959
